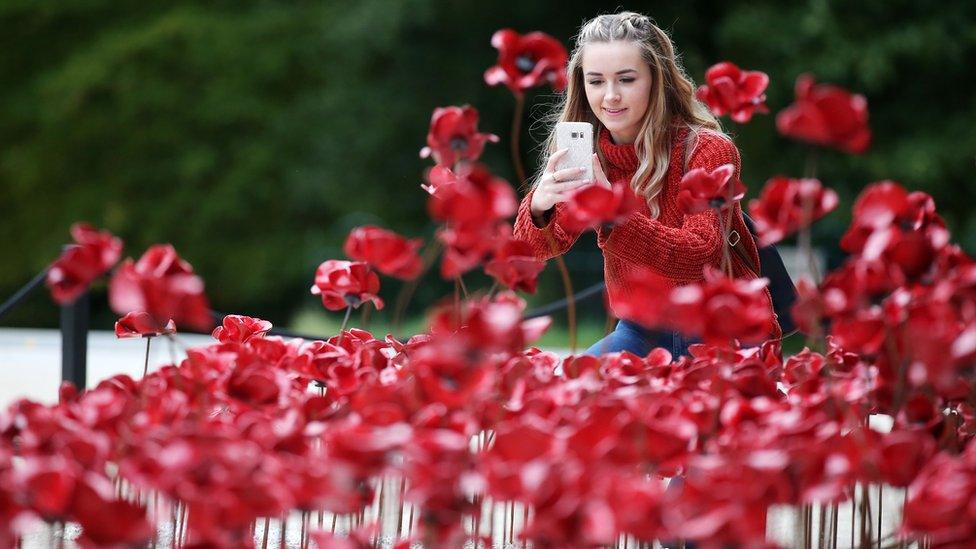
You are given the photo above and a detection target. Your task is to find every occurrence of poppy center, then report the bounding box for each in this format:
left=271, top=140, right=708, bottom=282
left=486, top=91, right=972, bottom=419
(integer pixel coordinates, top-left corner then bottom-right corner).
left=709, top=197, right=727, bottom=209
left=439, top=375, right=460, bottom=390
left=515, top=54, right=536, bottom=74
left=450, top=136, right=468, bottom=151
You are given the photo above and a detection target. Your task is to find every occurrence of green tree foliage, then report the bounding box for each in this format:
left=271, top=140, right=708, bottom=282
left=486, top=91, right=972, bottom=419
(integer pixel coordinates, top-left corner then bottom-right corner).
left=1, top=0, right=973, bottom=328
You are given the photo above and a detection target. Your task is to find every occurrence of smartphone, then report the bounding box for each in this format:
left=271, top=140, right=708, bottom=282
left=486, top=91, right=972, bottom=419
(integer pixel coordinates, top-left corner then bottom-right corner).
left=554, top=122, right=594, bottom=182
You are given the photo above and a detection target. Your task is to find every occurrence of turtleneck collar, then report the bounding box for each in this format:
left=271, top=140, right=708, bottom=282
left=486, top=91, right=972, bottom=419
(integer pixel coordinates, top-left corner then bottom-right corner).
left=598, top=126, right=640, bottom=174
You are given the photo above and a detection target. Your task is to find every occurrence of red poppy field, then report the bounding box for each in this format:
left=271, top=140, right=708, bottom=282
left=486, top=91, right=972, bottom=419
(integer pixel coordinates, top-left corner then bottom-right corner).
left=2, top=28, right=974, bottom=549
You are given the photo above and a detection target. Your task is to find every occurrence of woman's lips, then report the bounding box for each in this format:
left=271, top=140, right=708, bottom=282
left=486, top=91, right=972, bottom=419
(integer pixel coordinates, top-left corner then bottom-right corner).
left=603, top=107, right=627, bottom=117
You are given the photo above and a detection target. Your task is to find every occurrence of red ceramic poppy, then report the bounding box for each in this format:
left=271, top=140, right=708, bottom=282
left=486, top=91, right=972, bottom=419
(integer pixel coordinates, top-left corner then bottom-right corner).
left=776, top=74, right=871, bottom=154
left=790, top=278, right=826, bottom=336
left=114, top=311, right=176, bottom=338
left=696, top=62, right=770, bottom=123
left=343, top=225, right=423, bottom=280
left=108, top=244, right=212, bottom=331
left=225, top=362, right=281, bottom=406
left=419, top=105, right=499, bottom=167
left=47, top=223, right=123, bottom=305
left=484, top=237, right=545, bottom=293
left=562, top=182, right=643, bottom=232
left=421, top=164, right=457, bottom=196
left=669, top=267, right=776, bottom=345
left=211, top=314, right=272, bottom=343
left=71, top=473, right=152, bottom=547
left=818, top=259, right=897, bottom=355
left=841, top=182, right=949, bottom=280
left=427, top=163, right=516, bottom=227
left=437, top=222, right=508, bottom=279
left=840, top=181, right=913, bottom=250
left=608, top=268, right=674, bottom=331
left=749, top=176, right=839, bottom=246
left=310, top=260, right=383, bottom=311
left=484, top=29, right=568, bottom=94
left=902, top=446, right=976, bottom=545
left=676, top=163, right=743, bottom=215
left=428, top=163, right=516, bottom=278
left=428, top=291, right=549, bottom=355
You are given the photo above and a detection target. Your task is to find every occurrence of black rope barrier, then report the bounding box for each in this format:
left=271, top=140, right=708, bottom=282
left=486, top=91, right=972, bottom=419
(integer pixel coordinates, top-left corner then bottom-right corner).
left=0, top=267, right=49, bottom=322
left=524, top=281, right=605, bottom=319
left=2, top=267, right=602, bottom=337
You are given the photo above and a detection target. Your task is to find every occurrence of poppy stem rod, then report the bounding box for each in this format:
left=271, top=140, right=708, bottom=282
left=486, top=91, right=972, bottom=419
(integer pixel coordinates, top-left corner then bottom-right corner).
left=555, top=256, right=577, bottom=354
left=804, top=146, right=820, bottom=180
left=800, top=146, right=822, bottom=286
left=392, top=238, right=442, bottom=335
left=799, top=194, right=822, bottom=285
left=511, top=93, right=526, bottom=185
left=143, top=336, right=152, bottom=378
left=337, top=305, right=353, bottom=346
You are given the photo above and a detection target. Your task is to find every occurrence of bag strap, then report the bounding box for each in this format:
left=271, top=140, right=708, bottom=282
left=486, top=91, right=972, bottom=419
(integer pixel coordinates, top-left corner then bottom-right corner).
left=729, top=233, right=759, bottom=274
left=682, top=129, right=760, bottom=275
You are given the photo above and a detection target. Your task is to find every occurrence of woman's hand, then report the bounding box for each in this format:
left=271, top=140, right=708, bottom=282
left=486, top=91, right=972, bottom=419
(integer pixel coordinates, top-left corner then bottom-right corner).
left=529, top=148, right=593, bottom=217
left=591, top=153, right=611, bottom=189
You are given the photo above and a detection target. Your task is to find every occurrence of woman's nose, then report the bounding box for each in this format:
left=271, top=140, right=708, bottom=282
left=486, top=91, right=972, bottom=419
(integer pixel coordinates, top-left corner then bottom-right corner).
left=606, top=84, right=621, bottom=102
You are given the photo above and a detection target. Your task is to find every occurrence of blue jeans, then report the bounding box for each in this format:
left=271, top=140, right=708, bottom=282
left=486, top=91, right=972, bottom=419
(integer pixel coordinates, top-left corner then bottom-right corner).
left=584, top=319, right=696, bottom=359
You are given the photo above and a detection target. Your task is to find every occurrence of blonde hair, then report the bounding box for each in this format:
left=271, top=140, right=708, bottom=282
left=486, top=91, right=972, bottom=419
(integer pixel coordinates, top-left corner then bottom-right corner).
left=536, top=11, right=723, bottom=218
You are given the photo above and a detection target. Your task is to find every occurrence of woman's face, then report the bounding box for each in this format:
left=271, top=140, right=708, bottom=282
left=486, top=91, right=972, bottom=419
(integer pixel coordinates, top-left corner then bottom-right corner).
left=581, top=41, right=653, bottom=145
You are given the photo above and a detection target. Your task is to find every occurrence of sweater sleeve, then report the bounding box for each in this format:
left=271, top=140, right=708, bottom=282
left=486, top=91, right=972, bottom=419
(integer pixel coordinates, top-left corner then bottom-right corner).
left=598, top=134, right=740, bottom=280
left=512, top=189, right=584, bottom=260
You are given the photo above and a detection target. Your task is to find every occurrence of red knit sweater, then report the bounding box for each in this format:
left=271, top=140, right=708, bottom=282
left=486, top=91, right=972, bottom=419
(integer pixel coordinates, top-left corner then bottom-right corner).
left=513, top=125, right=782, bottom=339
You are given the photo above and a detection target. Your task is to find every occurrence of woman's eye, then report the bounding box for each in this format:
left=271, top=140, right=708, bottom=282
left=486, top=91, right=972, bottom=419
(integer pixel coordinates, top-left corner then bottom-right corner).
left=620, top=78, right=635, bottom=83
left=588, top=80, right=603, bottom=85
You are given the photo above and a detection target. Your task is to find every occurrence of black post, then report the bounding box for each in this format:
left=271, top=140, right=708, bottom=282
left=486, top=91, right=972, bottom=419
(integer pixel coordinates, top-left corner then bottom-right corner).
left=61, top=291, right=89, bottom=390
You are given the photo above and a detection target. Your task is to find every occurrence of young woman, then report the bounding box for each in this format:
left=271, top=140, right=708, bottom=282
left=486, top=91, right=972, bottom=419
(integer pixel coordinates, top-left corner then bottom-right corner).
left=513, top=11, right=781, bottom=357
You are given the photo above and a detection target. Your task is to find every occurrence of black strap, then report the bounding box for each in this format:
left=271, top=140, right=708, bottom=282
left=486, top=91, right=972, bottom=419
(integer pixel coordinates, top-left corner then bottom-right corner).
left=683, top=130, right=758, bottom=275
left=729, top=230, right=759, bottom=274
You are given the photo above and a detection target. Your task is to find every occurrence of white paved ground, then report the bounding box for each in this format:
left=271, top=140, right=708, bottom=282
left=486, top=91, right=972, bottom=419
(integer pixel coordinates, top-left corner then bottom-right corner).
left=0, top=328, right=214, bottom=408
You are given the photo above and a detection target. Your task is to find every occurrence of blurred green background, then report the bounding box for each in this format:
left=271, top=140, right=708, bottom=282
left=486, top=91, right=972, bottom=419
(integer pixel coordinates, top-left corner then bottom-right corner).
left=2, top=0, right=975, bottom=339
